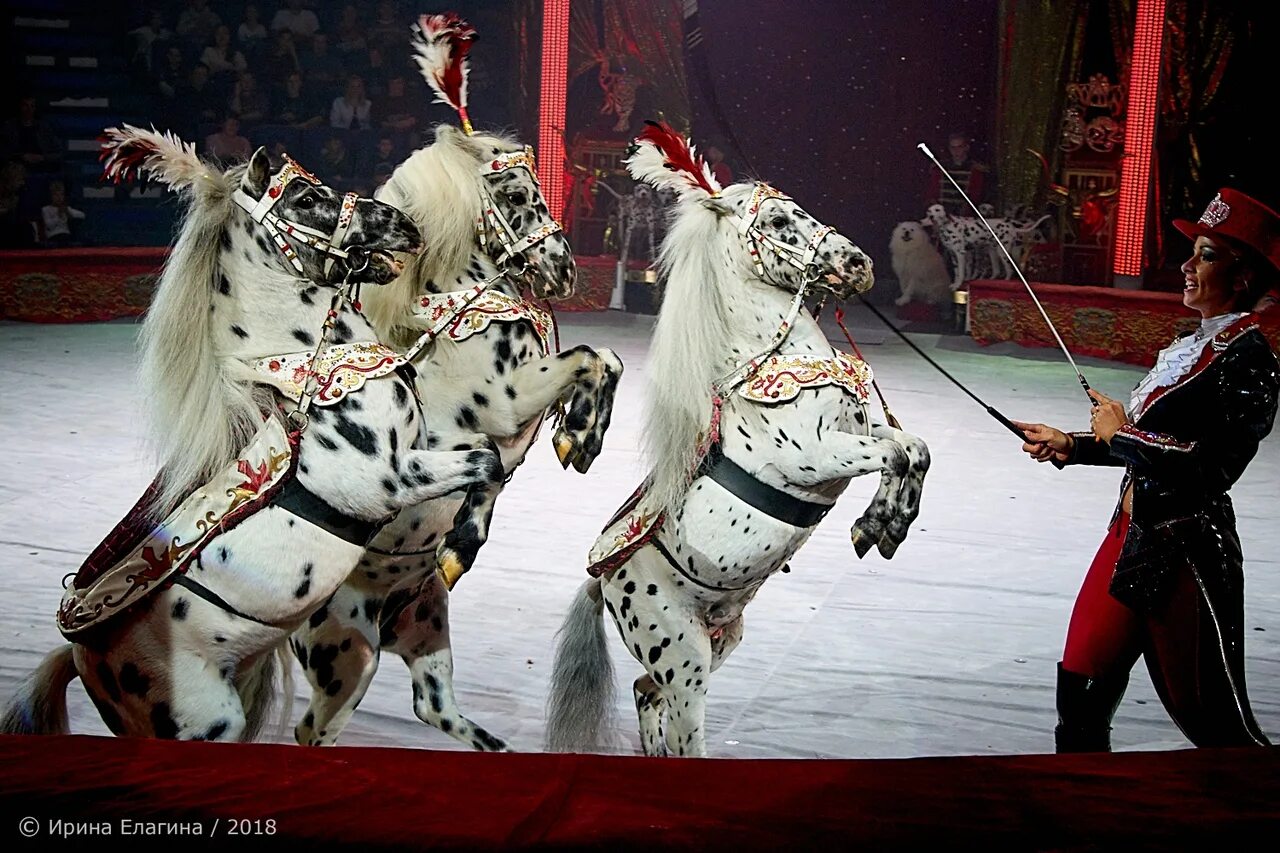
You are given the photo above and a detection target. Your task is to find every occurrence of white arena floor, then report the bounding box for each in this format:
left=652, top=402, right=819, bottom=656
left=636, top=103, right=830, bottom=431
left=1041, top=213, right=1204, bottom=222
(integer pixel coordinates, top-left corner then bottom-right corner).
left=2, top=307, right=1276, bottom=758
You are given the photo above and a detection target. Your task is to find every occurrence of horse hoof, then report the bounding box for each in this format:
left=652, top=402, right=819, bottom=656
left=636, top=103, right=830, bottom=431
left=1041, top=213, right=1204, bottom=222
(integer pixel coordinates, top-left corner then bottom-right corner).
left=436, top=550, right=466, bottom=590
left=571, top=447, right=596, bottom=474
left=877, top=536, right=900, bottom=560
left=851, top=528, right=873, bottom=558
left=554, top=433, right=577, bottom=469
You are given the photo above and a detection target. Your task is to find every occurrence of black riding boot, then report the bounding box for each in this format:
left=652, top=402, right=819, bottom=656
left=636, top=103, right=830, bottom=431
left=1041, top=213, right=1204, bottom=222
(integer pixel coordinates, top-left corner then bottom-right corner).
left=1054, top=662, right=1129, bottom=753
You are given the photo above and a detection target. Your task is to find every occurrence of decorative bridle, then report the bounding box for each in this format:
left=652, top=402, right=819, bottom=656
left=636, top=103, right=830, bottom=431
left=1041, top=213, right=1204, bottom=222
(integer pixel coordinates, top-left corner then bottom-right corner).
left=475, top=146, right=563, bottom=277
left=232, top=154, right=365, bottom=278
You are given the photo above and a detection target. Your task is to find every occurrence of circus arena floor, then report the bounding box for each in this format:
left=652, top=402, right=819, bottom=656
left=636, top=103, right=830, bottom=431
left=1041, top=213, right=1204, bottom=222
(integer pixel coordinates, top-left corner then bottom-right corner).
left=4, top=307, right=1280, bottom=849
left=3, top=306, right=1277, bottom=760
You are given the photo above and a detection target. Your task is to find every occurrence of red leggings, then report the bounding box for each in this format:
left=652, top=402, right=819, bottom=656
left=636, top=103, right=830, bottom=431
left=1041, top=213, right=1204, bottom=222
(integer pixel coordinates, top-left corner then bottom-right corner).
left=1062, top=511, right=1270, bottom=747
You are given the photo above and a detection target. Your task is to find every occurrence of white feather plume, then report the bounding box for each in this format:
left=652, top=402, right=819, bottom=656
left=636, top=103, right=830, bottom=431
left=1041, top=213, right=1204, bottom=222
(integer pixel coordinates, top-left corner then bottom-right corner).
left=99, top=124, right=220, bottom=193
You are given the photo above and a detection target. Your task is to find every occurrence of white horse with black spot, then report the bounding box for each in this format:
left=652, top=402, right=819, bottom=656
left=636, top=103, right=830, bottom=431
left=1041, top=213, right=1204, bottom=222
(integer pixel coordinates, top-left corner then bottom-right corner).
left=545, top=122, right=931, bottom=757
left=0, top=127, right=502, bottom=741
left=288, top=14, right=622, bottom=750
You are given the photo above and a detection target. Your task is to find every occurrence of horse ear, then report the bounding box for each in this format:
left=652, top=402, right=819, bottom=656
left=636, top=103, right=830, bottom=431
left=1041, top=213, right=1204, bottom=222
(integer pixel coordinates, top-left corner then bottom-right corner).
left=700, top=197, right=732, bottom=217
left=245, top=147, right=272, bottom=196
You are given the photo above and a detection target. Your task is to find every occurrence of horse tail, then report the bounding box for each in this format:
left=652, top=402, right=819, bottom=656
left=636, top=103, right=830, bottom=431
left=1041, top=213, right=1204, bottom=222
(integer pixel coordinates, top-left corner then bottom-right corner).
left=545, top=577, right=618, bottom=753
left=238, top=642, right=294, bottom=743
left=0, top=645, right=78, bottom=735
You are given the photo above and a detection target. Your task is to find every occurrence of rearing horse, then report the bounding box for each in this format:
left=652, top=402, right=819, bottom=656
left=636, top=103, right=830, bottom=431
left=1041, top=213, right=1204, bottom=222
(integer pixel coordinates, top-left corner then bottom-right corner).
left=546, top=123, right=931, bottom=757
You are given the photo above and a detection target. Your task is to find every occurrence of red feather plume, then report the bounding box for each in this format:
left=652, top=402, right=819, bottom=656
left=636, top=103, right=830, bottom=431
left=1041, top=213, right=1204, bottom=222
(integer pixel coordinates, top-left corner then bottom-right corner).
left=411, top=13, right=478, bottom=119
left=631, top=120, right=720, bottom=197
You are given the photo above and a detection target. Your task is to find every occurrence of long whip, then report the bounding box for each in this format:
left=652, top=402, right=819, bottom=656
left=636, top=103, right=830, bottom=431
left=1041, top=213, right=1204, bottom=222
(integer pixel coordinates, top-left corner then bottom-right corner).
left=917, top=142, right=1094, bottom=404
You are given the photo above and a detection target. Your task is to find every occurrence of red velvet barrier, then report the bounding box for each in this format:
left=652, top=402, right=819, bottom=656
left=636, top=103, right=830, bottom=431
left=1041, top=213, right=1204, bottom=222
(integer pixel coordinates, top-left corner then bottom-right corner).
left=0, top=250, right=631, bottom=323
left=968, top=279, right=1280, bottom=365
left=1, top=735, right=1275, bottom=850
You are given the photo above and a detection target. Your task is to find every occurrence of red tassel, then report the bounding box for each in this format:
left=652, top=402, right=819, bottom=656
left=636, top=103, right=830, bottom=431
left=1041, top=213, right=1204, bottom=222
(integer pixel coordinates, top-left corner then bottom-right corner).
left=637, top=121, right=718, bottom=196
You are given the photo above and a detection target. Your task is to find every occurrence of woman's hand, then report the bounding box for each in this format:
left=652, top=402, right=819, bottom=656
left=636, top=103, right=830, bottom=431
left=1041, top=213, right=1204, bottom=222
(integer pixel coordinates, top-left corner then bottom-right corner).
left=1011, top=420, right=1073, bottom=463
left=1088, top=390, right=1129, bottom=443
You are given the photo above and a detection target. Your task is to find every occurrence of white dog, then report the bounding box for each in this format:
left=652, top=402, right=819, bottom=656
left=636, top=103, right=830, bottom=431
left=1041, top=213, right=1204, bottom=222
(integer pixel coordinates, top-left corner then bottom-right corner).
left=890, top=220, right=952, bottom=306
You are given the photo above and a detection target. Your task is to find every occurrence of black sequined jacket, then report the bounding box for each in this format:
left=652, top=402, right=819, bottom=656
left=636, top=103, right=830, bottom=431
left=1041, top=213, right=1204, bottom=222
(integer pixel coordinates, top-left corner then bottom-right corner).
left=1062, top=317, right=1279, bottom=611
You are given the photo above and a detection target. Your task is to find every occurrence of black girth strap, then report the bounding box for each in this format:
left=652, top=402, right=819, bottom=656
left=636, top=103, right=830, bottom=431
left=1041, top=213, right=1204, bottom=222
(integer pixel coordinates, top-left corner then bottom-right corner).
left=274, top=476, right=384, bottom=546
left=171, top=574, right=278, bottom=627
left=697, top=445, right=833, bottom=528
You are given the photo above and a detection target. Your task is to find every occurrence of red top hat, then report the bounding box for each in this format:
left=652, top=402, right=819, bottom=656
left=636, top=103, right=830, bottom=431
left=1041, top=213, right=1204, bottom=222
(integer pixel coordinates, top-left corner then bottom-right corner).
left=1173, top=188, right=1280, bottom=273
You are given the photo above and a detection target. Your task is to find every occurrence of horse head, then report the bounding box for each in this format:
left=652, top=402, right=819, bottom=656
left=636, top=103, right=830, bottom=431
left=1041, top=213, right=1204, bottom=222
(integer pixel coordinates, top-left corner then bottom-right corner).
left=235, top=147, right=421, bottom=286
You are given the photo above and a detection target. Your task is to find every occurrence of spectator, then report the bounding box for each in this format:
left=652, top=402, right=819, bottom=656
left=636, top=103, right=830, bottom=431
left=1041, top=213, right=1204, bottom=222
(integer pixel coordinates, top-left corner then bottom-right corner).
left=271, top=0, right=321, bottom=46
left=275, top=71, right=324, bottom=128
left=303, top=34, right=341, bottom=92
left=330, top=76, right=373, bottom=130
left=334, top=5, right=367, bottom=56
left=267, top=140, right=290, bottom=170
left=154, top=45, right=187, bottom=99
left=176, top=63, right=222, bottom=135
left=237, top=5, right=268, bottom=51
left=368, top=0, right=407, bottom=53
left=128, top=9, right=173, bottom=74
left=379, top=75, right=420, bottom=134
left=0, top=96, right=63, bottom=174
left=176, top=0, right=222, bottom=48
left=40, top=179, right=85, bottom=247
left=373, top=135, right=399, bottom=178
left=205, top=115, right=251, bottom=165
left=0, top=161, right=35, bottom=247
left=200, top=25, right=247, bottom=79
left=363, top=47, right=389, bottom=98
left=319, top=135, right=351, bottom=186
left=266, top=29, right=302, bottom=77
left=229, top=72, right=270, bottom=125
left=926, top=130, right=991, bottom=215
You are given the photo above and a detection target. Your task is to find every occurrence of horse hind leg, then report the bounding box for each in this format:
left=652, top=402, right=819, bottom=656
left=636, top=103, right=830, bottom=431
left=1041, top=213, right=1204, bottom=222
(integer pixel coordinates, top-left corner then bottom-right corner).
left=390, top=573, right=510, bottom=751
left=292, top=585, right=382, bottom=746
left=432, top=434, right=507, bottom=590
left=633, top=674, right=667, bottom=756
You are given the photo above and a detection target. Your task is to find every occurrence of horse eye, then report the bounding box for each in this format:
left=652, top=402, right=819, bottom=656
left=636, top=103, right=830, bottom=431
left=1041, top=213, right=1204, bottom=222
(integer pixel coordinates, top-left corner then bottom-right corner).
left=505, top=191, right=527, bottom=207
left=295, top=191, right=315, bottom=210
left=770, top=215, right=787, bottom=228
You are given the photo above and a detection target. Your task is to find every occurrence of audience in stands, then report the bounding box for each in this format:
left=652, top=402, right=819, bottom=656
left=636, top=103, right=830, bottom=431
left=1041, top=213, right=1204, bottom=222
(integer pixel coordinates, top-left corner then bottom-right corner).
left=0, top=161, right=35, bottom=248
left=154, top=45, right=188, bottom=99
left=275, top=71, right=324, bottom=127
left=128, top=10, right=173, bottom=74
left=230, top=72, right=271, bottom=125
left=177, top=64, right=222, bottom=137
left=330, top=76, right=374, bottom=130
left=304, top=33, right=342, bottom=91
left=267, top=29, right=303, bottom=76
left=379, top=75, right=420, bottom=134
left=205, top=115, right=252, bottom=165
left=176, top=0, right=222, bottom=48
left=200, top=25, right=248, bottom=79
left=0, top=97, right=63, bottom=174
left=237, top=5, right=269, bottom=56
left=40, top=180, right=85, bottom=247
left=334, top=5, right=367, bottom=56
left=272, top=0, right=321, bottom=46
left=373, top=135, right=399, bottom=186
left=319, top=135, right=352, bottom=186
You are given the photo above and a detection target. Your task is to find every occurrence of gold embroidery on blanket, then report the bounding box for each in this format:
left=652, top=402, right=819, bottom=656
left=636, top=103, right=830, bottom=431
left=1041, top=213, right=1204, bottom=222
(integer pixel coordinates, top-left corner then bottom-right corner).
left=415, top=290, right=555, bottom=355
left=739, top=351, right=872, bottom=404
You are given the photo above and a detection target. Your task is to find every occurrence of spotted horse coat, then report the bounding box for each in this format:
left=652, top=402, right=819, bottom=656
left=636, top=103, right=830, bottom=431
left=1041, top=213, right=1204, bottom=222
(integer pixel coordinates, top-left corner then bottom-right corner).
left=289, top=128, right=623, bottom=750
left=0, top=139, right=503, bottom=742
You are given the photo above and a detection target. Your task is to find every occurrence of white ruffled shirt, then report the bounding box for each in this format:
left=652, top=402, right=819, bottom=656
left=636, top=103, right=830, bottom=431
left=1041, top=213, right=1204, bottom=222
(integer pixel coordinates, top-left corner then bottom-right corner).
left=1128, top=311, right=1247, bottom=418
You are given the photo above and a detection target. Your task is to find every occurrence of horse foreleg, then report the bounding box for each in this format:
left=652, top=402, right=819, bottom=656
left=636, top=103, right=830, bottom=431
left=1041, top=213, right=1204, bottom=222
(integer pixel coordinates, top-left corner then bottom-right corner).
left=291, top=584, right=382, bottom=747
left=505, top=345, right=624, bottom=473
left=424, top=433, right=506, bottom=589
left=772, top=431, right=911, bottom=559
left=868, top=424, right=931, bottom=557
left=388, top=574, right=510, bottom=752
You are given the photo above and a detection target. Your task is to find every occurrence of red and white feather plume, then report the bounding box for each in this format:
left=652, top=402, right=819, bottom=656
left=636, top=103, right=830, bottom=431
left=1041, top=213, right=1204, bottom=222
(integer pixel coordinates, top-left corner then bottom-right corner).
left=625, top=120, right=721, bottom=200
left=99, top=124, right=214, bottom=192
left=411, top=13, right=479, bottom=133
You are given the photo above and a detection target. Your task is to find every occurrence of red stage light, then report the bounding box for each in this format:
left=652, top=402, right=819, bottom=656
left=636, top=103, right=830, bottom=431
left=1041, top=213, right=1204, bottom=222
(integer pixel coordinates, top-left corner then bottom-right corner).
left=538, top=0, right=570, bottom=222
left=1113, top=0, right=1166, bottom=277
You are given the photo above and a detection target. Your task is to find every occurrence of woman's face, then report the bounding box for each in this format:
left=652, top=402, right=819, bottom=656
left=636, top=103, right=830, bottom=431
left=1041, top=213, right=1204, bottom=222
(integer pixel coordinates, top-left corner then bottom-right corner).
left=1181, top=235, right=1247, bottom=317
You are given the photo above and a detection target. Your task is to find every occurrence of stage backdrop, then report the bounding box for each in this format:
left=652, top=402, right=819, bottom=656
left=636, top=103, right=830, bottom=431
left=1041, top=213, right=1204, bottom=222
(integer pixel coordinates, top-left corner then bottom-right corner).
left=687, top=0, right=1000, bottom=276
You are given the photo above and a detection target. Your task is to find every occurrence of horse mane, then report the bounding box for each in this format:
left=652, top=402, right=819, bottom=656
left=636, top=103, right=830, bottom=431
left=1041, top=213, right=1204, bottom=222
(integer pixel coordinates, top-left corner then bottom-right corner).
left=643, top=183, right=752, bottom=515
left=137, top=162, right=269, bottom=514
left=365, top=124, right=523, bottom=348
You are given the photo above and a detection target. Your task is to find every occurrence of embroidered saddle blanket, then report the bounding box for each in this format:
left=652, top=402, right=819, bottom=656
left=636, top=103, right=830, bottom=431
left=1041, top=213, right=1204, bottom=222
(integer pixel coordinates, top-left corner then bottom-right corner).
left=57, top=418, right=297, bottom=638
left=250, top=341, right=406, bottom=406
left=414, top=289, right=556, bottom=356
left=739, top=350, right=872, bottom=405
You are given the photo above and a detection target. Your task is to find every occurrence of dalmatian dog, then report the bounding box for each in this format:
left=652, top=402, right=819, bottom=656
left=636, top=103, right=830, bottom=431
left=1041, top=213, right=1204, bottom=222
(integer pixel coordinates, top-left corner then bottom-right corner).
left=922, top=203, right=993, bottom=287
